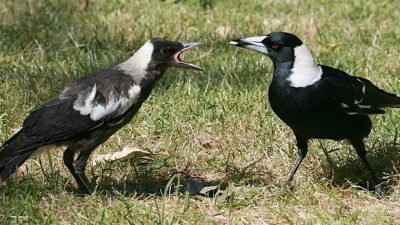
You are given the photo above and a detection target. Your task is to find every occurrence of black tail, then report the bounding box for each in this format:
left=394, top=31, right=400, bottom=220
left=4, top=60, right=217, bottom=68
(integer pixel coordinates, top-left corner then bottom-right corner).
left=358, top=77, right=400, bottom=108
left=0, top=131, right=38, bottom=181
left=380, top=89, right=400, bottom=108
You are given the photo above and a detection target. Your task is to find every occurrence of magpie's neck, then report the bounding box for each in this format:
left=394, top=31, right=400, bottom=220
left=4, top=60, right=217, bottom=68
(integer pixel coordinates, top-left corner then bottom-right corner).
left=115, top=40, right=167, bottom=85
left=286, top=44, right=322, bottom=88
left=272, top=44, right=322, bottom=88
left=272, top=61, right=294, bottom=86
left=140, top=65, right=167, bottom=88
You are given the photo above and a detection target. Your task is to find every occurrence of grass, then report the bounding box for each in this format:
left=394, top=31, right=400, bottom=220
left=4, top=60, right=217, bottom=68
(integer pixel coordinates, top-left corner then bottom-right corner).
left=0, top=0, right=400, bottom=224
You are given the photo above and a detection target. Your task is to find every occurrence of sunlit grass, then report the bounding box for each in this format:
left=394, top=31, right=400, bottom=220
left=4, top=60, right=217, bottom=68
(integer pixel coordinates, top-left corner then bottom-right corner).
left=1, top=0, right=400, bottom=224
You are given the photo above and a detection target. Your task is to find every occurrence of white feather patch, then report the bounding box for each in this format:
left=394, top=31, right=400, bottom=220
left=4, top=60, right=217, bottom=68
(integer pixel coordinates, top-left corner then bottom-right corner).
left=73, top=84, right=97, bottom=115
left=287, top=44, right=323, bottom=88
left=341, top=103, right=350, bottom=108
left=358, top=105, right=371, bottom=109
left=116, top=41, right=154, bottom=79
left=90, top=98, right=120, bottom=121
left=73, top=84, right=141, bottom=121
left=354, top=78, right=366, bottom=104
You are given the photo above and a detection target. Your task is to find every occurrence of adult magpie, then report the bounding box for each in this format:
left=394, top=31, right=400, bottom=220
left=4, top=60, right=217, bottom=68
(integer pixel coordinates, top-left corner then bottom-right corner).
left=0, top=38, right=202, bottom=194
left=230, top=32, right=400, bottom=194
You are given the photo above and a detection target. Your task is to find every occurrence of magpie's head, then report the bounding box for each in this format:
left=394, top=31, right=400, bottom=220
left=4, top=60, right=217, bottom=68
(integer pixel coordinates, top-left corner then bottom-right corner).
left=149, top=38, right=203, bottom=71
left=229, top=32, right=303, bottom=63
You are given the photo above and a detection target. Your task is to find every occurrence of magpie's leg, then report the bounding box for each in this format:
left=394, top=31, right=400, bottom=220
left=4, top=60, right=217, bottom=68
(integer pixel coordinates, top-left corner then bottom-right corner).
left=71, top=129, right=117, bottom=194
left=63, top=147, right=89, bottom=193
left=72, top=145, right=96, bottom=194
left=350, top=138, right=383, bottom=195
left=287, top=134, right=308, bottom=184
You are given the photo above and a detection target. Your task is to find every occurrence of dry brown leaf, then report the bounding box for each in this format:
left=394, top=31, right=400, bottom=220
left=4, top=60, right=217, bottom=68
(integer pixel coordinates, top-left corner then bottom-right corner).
left=91, top=147, right=152, bottom=166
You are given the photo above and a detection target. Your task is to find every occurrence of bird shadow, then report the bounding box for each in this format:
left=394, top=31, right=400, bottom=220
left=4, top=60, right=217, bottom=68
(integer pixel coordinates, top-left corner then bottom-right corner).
left=59, top=157, right=228, bottom=199
left=320, top=140, right=400, bottom=195
left=92, top=172, right=224, bottom=199
left=62, top=153, right=275, bottom=199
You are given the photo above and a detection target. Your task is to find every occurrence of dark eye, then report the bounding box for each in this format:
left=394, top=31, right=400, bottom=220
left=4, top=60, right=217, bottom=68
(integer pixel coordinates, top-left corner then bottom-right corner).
left=162, top=48, right=177, bottom=55
left=271, top=43, right=281, bottom=50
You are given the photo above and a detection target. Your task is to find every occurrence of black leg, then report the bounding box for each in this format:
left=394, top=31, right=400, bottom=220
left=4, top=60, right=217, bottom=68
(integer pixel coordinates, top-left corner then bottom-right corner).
left=350, top=138, right=383, bottom=196
left=63, top=128, right=118, bottom=194
left=287, top=134, right=308, bottom=184
left=73, top=148, right=94, bottom=194
left=63, top=147, right=93, bottom=194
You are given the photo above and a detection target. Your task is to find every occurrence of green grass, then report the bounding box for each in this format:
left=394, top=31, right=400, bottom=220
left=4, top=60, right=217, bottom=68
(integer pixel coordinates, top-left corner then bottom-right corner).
left=1, top=0, right=400, bottom=224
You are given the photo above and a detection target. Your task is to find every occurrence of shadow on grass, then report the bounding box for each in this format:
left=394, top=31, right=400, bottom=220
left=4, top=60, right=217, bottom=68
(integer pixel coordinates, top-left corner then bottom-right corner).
left=95, top=172, right=224, bottom=199
left=65, top=154, right=274, bottom=198
left=322, top=141, right=400, bottom=195
left=62, top=157, right=227, bottom=198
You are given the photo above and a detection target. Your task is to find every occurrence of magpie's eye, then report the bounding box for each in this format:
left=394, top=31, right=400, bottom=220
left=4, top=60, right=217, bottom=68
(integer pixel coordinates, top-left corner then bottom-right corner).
left=162, top=48, right=177, bottom=55
left=271, top=43, right=281, bottom=50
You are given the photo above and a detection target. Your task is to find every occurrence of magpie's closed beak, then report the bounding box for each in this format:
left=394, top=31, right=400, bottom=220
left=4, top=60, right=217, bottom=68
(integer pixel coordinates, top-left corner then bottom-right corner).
left=173, top=42, right=203, bottom=71
left=229, top=36, right=269, bottom=55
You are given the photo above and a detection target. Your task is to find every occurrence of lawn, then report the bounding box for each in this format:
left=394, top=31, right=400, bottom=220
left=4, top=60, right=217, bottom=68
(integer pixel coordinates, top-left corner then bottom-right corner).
left=0, top=0, right=400, bottom=224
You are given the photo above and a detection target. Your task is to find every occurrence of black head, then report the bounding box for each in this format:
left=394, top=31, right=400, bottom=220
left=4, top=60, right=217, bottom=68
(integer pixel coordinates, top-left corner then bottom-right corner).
left=229, top=32, right=303, bottom=63
left=148, top=38, right=202, bottom=71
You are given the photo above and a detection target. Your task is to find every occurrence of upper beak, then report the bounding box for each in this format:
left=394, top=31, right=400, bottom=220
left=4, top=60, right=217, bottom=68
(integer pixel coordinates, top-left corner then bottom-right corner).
left=173, top=42, right=203, bottom=71
left=229, top=36, right=269, bottom=55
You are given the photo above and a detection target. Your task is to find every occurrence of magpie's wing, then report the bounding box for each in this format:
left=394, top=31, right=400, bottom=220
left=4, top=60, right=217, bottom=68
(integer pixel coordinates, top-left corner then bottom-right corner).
left=21, top=97, right=100, bottom=143
left=3, top=69, right=139, bottom=154
left=0, top=96, right=101, bottom=162
left=320, top=65, right=400, bottom=115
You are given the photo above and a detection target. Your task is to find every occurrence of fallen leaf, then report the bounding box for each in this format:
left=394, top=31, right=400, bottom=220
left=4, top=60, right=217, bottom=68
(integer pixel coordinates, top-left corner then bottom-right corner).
left=200, top=139, right=213, bottom=148
left=327, top=43, right=340, bottom=51
left=199, top=185, right=219, bottom=196
left=216, top=182, right=235, bottom=203
left=91, top=147, right=152, bottom=166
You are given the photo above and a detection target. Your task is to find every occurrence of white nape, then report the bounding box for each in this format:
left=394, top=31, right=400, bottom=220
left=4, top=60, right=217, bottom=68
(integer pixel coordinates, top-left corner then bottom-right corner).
left=287, top=44, right=323, bottom=88
left=116, top=40, right=154, bottom=79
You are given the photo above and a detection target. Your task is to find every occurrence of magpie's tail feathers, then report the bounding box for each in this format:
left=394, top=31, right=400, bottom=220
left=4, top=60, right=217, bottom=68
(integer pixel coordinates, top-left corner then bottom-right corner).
left=0, top=131, right=37, bottom=182
left=386, top=96, right=400, bottom=108
left=386, top=95, right=400, bottom=108
left=375, top=88, right=400, bottom=109
left=0, top=152, right=33, bottom=182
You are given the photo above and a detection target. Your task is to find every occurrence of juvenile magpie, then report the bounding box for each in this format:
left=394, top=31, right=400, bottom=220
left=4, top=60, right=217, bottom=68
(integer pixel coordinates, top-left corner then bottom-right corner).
left=0, top=38, right=202, bottom=194
left=230, top=32, right=400, bottom=194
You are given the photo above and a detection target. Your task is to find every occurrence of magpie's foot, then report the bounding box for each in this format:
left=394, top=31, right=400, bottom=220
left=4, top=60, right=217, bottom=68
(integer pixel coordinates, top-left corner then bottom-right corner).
left=283, top=181, right=295, bottom=192
left=373, top=184, right=385, bottom=198
left=78, top=176, right=97, bottom=195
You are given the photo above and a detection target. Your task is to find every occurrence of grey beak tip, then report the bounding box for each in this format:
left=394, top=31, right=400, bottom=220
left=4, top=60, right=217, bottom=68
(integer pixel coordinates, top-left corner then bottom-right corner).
left=229, top=40, right=239, bottom=45
left=183, top=42, right=202, bottom=48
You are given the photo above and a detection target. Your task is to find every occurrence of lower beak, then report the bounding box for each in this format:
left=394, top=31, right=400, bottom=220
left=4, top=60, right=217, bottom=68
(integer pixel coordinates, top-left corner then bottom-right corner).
left=173, top=42, right=203, bottom=71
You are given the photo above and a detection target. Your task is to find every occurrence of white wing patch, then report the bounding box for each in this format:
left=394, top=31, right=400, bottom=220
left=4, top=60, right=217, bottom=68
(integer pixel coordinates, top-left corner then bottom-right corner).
left=354, top=78, right=366, bottom=104
left=73, top=84, right=141, bottom=121
left=74, top=84, right=97, bottom=115
left=340, top=79, right=371, bottom=115
left=341, top=103, right=350, bottom=108
left=90, top=98, right=120, bottom=121
left=287, top=44, right=323, bottom=88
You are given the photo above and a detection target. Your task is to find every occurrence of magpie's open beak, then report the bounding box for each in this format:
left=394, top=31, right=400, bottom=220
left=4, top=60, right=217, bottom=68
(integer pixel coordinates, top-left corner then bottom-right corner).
left=173, top=42, right=203, bottom=71
left=229, top=36, right=269, bottom=55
